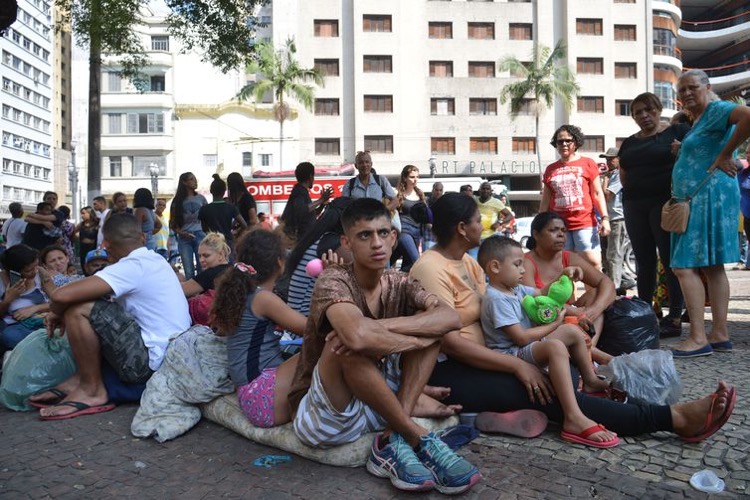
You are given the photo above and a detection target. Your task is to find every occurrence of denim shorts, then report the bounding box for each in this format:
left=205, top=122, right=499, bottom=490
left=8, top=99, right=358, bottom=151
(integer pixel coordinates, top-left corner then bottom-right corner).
left=90, top=300, right=153, bottom=384
left=564, top=227, right=601, bottom=252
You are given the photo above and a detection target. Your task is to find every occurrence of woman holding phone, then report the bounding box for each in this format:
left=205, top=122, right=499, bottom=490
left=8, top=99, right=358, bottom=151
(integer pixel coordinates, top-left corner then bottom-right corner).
left=0, top=244, right=50, bottom=353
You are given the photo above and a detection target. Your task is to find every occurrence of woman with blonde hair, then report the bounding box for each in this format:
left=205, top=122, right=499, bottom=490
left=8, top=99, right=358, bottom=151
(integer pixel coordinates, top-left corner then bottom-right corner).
left=181, top=232, right=231, bottom=297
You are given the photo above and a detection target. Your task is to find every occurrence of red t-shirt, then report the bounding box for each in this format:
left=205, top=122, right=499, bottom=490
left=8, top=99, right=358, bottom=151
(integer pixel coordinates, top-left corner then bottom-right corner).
left=543, top=157, right=599, bottom=230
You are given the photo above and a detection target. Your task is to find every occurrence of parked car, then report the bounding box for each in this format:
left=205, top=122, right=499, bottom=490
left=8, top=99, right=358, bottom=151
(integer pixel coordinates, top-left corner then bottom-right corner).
left=512, top=216, right=534, bottom=249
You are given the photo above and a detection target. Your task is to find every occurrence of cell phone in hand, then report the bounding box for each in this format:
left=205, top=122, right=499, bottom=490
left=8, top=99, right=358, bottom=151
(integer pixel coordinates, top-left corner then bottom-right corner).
left=9, top=270, right=23, bottom=286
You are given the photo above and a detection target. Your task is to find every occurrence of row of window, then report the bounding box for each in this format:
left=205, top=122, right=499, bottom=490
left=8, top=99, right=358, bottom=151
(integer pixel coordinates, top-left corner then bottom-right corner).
left=2, top=104, right=51, bottom=133
left=2, top=77, right=52, bottom=110
left=2, top=158, right=52, bottom=181
left=7, top=28, right=51, bottom=62
left=27, top=0, right=51, bottom=15
left=104, top=72, right=166, bottom=93
left=2, top=50, right=51, bottom=86
left=428, top=21, right=530, bottom=40
left=17, top=7, right=51, bottom=40
left=312, top=136, right=611, bottom=156
left=313, top=56, right=637, bottom=78
left=575, top=19, right=637, bottom=40
left=104, top=156, right=167, bottom=178
left=2, top=186, right=48, bottom=205
left=2, top=132, right=51, bottom=158
left=103, top=112, right=166, bottom=135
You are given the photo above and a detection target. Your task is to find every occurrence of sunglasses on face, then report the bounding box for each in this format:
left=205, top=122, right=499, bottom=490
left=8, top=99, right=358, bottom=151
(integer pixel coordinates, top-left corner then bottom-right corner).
left=556, top=139, right=575, bottom=146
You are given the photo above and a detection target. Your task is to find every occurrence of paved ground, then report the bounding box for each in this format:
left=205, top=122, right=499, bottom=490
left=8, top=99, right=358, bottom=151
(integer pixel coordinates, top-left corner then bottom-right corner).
left=1, top=268, right=749, bottom=499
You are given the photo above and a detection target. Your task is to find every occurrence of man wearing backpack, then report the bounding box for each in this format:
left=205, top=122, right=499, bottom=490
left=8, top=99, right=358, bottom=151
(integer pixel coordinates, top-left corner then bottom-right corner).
left=342, top=151, right=398, bottom=211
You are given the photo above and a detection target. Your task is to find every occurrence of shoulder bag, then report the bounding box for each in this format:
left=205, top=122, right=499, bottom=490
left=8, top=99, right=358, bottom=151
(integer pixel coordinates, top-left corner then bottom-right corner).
left=660, top=172, right=715, bottom=234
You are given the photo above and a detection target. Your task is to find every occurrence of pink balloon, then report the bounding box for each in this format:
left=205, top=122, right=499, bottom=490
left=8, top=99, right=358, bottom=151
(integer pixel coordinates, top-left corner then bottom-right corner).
left=306, top=258, right=324, bottom=277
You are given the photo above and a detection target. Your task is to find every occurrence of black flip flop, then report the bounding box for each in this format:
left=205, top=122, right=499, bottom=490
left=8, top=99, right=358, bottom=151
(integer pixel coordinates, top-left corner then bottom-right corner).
left=28, top=388, right=67, bottom=409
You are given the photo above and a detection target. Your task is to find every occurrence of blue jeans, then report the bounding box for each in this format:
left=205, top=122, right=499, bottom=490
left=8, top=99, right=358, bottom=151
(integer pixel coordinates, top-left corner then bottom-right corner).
left=397, top=220, right=422, bottom=272
left=0, top=322, right=35, bottom=353
left=178, top=230, right=205, bottom=279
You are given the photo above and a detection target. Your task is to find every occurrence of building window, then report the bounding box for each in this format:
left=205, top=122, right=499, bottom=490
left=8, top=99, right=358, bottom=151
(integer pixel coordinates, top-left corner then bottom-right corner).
left=242, top=152, right=252, bottom=168
left=615, top=100, right=631, bottom=116
left=576, top=19, right=602, bottom=36
left=431, top=137, right=456, bottom=155
left=107, top=72, right=121, bottom=92
left=615, top=62, right=637, bottom=78
left=364, top=135, right=394, bottom=153
left=615, top=137, right=627, bottom=148
left=126, top=113, right=165, bottom=134
left=260, top=154, right=271, bottom=166
left=577, top=58, right=603, bottom=74
left=468, top=22, right=494, bottom=40
left=108, top=156, right=122, bottom=177
left=151, top=35, right=169, bottom=51
left=509, top=23, right=532, bottom=40
left=470, top=137, right=497, bottom=154
left=131, top=156, right=167, bottom=177
left=430, top=98, right=455, bottom=115
left=107, top=113, right=122, bottom=134
left=364, top=95, right=393, bottom=112
left=512, top=137, right=536, bottom=154
left=315, top=138, right=341, bottom=155
left=577, top=96, right=604, bottom=113
left=314, top=19, right=339, bottom=37
left=314, top=98, right=340, bottom=116
left=469, top=98, right=497, bottom=115
left=581, top=136, right=604, bottom=152
left=614, top=25, right=636, bottom=41
left=363, top=55, right=392, bottom=73
left=203, top=154, right=218, bottom=168
left=468, top=62, right=495, bottom=78
left=614, top=0, right=635, bottom=3
left=428, top=22, right=452, bottom=39
left=363, top=15, right=392, bottom=32
left=314, top=59, right=339, bottom=76
left=429, top=61, right=453, bottom=77
left=150, top=75, right=165, bottom=92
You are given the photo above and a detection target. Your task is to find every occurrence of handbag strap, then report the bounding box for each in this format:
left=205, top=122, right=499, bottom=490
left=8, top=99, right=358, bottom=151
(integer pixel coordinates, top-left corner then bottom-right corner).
left=672, top=170, right=716, bottom=201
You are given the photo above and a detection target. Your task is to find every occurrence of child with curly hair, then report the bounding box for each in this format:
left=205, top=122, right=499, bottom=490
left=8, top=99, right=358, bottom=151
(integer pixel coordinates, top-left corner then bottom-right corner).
left=210, top=230, right=306, bottom=427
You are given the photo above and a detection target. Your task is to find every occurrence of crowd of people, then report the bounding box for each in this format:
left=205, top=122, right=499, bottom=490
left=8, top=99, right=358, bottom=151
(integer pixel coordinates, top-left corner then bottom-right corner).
left=0, top=68, right=747, bottom=495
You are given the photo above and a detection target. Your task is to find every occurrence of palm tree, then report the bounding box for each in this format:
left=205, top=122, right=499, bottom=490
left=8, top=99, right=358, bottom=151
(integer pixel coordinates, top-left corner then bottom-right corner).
left=499, top=40, right=580, bottom=177
left=238, top=38, right=323, bottom=170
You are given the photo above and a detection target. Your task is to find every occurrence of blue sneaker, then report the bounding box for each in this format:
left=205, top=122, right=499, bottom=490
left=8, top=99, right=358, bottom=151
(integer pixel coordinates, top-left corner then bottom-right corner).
left=416, top=432, right=482, bottom=495
left=366, top=433, right=435, bottom=491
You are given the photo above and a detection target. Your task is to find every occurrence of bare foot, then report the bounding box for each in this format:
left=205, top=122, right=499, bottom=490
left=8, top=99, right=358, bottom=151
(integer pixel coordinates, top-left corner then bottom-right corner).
left=422, top=385, right=451, bottom=401
left=673, top=339, right=709, bottom=352
left=706, top=332, right=730, bottom=344
left=582, top=377, right=610, bottom=394
left=672, top=381, right=734, bottom=439
left=28, top=375, right=81, bottom=403
left=562, top=415, right=618, bottom=443
left=39, top=387, right=109, bottom=419
left=412, top=394, right=462, bottom=418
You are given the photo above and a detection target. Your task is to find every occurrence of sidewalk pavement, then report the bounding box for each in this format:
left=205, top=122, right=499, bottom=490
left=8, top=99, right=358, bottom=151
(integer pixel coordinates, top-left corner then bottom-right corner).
left=1, top=269, right=748, bottom=499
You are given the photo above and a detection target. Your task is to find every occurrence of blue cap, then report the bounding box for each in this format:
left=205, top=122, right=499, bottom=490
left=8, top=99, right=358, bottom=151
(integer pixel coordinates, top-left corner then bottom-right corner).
left=85, top=248, right=109, bottom=264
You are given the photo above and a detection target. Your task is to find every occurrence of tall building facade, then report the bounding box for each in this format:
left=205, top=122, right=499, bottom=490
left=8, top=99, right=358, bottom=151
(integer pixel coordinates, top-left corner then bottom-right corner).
left=97, top=5, right=286, bottom=200
left=264, top=0, right=654, bottom=209
left=1, top=0, right=55, bottom=217
left=52, top=4, right=73, bottom=208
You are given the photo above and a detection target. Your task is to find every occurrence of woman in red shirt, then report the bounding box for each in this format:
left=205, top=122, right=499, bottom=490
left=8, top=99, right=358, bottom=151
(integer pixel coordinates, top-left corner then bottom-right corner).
left=540, top=125, right=610, bottom=270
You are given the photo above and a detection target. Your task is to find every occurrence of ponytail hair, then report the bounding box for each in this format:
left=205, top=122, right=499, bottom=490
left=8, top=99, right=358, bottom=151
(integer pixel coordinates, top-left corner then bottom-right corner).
left=210, top=230, right=284, bottom=335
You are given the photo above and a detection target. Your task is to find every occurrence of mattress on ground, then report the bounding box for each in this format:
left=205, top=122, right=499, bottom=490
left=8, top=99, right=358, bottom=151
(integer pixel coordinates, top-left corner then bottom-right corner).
left=200, top=393, right=459, bottom=467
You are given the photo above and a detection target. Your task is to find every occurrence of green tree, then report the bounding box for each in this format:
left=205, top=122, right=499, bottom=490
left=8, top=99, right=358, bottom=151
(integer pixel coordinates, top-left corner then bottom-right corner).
left=237, top=38, right=323, bottom=170
left=56, top=0, right=263, bottom=199
left=499, top=40, right=580, bottom=176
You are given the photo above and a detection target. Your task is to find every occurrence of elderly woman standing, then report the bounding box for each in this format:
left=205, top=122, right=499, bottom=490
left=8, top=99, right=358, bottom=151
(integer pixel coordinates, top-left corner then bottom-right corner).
left=669, top=69, right=750, bottom=357
left=540, top=125, right=610, bottom=270
left=617, top=92, right=691, bottom=338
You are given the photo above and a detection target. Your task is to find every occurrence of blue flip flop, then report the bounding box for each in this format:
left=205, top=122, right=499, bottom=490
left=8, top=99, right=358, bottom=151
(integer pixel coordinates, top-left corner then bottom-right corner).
left=710, top=341, right=733, bottom=353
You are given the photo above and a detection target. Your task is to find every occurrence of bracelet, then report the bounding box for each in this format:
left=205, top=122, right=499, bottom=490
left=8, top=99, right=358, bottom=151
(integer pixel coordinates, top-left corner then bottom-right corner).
left=601, top=215, right=609, bottom=220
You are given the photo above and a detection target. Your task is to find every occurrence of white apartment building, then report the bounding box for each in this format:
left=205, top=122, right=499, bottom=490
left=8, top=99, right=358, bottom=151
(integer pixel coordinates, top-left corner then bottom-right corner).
left=98, top=5, right=288, bottom=200
left=264, top=0, right=656, bottom=211
left=1, top=0, right=55, bottom=217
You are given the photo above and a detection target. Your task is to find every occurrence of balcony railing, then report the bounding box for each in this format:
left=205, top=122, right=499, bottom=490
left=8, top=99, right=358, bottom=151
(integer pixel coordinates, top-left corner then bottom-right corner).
left=654, top=45, right=682, bottom=58
left=684, top=60, right=750, bottom=78
left=681, top=10, right=750, bottom=32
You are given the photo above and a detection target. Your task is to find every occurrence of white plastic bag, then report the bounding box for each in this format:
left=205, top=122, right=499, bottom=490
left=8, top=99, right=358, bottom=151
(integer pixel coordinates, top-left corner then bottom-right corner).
left=598, top=350, right=682, bottom=405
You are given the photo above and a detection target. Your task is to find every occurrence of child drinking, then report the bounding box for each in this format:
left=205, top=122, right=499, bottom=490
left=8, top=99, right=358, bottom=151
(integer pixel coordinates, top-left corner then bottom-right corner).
left=478, top=236, right=619, bottom=448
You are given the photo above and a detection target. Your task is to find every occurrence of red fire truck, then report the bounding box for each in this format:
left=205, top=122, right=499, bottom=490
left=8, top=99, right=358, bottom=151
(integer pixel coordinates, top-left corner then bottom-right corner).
left=245, top=176, right=350, bottom=220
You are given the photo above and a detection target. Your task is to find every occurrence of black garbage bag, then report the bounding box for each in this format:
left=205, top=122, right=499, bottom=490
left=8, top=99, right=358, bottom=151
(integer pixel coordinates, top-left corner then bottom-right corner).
left=598, top=297, right=659, bottom=356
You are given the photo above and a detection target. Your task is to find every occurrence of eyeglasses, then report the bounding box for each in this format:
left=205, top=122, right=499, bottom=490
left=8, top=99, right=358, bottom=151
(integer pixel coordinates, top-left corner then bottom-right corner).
left=555, top=139, right=575, bottom=146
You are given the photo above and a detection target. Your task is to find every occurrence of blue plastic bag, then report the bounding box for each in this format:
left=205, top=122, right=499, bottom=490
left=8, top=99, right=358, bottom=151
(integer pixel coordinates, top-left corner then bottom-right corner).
left=0, top=328, right=76, bottom=411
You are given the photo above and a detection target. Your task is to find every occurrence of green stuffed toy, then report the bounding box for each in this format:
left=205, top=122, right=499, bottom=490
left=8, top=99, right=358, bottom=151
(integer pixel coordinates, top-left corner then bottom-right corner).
left=522, top=274, right=574, bottom=324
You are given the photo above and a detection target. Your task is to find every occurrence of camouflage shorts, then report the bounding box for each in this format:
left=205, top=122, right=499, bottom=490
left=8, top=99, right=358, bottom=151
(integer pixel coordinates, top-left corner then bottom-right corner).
left=90, top=300, right=153, bottom=384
